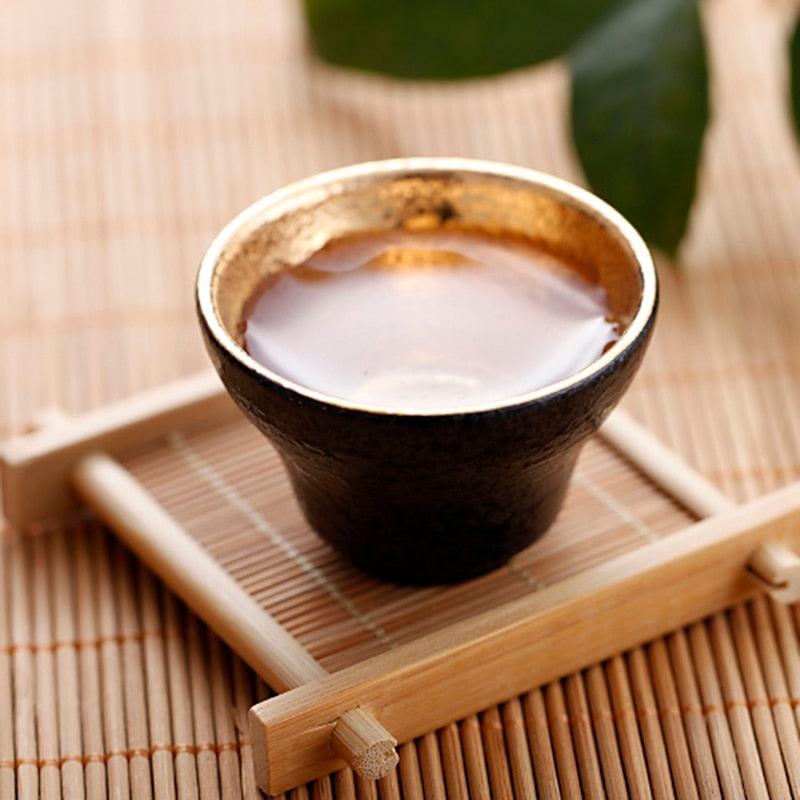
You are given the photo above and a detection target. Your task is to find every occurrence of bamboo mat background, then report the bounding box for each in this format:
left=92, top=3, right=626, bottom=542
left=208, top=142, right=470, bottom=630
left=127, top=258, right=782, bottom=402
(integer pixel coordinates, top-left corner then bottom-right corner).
left=4, top=0, right=800, bottom=797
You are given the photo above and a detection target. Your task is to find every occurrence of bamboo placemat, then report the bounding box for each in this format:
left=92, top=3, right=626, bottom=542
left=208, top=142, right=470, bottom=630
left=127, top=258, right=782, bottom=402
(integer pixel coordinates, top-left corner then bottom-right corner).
left=4, top=0, right=800, bottom=795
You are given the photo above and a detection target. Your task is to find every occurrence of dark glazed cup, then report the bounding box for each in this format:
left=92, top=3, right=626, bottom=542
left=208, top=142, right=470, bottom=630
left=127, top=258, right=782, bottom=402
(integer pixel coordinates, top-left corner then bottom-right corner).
left=196, top=158, right=657, bottom=585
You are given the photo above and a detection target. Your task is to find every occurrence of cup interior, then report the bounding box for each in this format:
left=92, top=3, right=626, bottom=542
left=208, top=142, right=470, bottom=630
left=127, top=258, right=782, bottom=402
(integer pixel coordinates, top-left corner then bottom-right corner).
left=197, top=159, right=655, bottom=413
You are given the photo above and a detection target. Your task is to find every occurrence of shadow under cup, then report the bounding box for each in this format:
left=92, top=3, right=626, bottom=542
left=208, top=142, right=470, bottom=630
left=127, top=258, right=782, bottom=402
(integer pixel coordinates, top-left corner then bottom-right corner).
left=196, top=159, right=658, bottom=585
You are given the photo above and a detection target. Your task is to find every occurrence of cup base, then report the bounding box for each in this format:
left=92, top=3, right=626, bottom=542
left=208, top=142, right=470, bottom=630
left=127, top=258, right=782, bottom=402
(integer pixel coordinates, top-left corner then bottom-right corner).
left=294, top=468, right=573, bottom=586
left=332, top=540, right=535, bottom=586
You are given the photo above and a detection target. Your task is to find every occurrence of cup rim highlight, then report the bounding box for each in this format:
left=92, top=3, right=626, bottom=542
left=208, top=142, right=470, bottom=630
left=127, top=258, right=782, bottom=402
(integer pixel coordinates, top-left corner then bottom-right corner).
left=197, top=157, right=657, bottom=418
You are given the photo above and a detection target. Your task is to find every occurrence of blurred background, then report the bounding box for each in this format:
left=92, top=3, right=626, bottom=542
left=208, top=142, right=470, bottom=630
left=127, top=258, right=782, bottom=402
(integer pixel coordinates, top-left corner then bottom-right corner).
left=2, top=0, right=799, bottom=498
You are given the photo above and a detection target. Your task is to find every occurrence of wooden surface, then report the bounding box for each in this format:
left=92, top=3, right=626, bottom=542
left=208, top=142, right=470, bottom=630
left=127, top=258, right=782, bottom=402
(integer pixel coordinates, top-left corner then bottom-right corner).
left=4, top=0, right=800, bottom=796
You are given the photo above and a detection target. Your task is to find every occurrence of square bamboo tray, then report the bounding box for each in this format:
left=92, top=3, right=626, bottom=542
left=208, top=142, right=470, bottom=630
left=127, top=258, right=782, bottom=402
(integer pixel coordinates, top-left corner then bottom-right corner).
left=3, top=371, right=799, bottom=795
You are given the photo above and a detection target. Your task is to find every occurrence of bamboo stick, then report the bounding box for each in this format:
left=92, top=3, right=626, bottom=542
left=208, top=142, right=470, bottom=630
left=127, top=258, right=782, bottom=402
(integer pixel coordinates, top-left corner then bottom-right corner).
left=748, top=596, right=800, bottom=796
left=186, top=613, right=222, bottom=800
left=331, top=712, right=397, bottom=784
left=138, top=563, right=177, bottom=800
left=747, top=542, right=800, bottom=603
left=479, top=707, right=513, bottom=800
left=584, top=663, right=628, bottom=797
left=396, top=741, right=424, bottom=800
left=289, top=777, right=312, bottom=800
left=70, top=450, right=398, bottom=791
left=114, top=541, right=155, bottom=800
left=417, top=732, right=447, bottom=800
left=31, top=532, right=63, bottom=800
left=545, top=680, right=582, bottom=798
left=727, top=603, right=791, bottom=799
left=600, top=410, right=734, bottom=519
left=162, top=591, right=201, bottom=800
left=208, top=632, right=244, bottom=799
left=289, top=783, right=310, bottom=800
left=707, top=612, right=770, bottom=800
left=74, top=522, right=114, bottom=800
left=311, top=774, right=334, bottom=800
left=685, top=621, right=746, bottom=800
left=500, top=699, right=537, bottom=800
left=92, top=523, right=134, bottom=798
left=663, top=631, right=723, bottom=800
left=50, top=526, right=87, bottom=800
left=772, top=601, right=800, bottom=731
left=564, top=673, right=605, bottom=799
left=0, top=532, right=15, bottom=800
left=606, top=655, right=653, bottom=800
left=72, top=452, right=324, bottom=690
left=231, top=653, right=263, bottom=800
left=332, top=768, right=357, bottom=800
left=648, top=639, right=697, bottom=798
left=436, top=724, right=469, bottom=799
left=376, top=759, right=402, bottom=800
left=354, top=772, right=378, bottom=800
left=10, top=538, right=39, bottom=800
left=459, top=716, right=491, bottom=798
left=521, top=689, right=560, bottom=800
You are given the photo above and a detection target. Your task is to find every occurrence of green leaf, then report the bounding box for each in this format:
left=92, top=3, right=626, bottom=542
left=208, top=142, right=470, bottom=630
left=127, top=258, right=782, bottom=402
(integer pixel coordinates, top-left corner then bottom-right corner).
left=303, top=0, right=622, bottom=80
left=789, top=15, right=800, bottom=140
left=569, top=0, right=709, bottom=257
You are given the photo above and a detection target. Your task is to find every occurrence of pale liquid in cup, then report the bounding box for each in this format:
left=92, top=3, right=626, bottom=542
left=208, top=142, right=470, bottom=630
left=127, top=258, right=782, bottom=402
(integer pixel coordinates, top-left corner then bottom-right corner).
left=243, top=226, right=620, bottom=410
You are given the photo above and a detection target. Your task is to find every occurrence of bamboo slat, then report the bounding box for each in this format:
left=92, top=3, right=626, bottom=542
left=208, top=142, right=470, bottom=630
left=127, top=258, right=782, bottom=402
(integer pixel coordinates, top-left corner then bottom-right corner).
left=74, top=523, right=115, bottom=800
left=0, top=538, right=15, bottom=800
left=500, top=699, right=537, bottom=799
left=436, top=726, right=468, bottom=799
left=563, top=674, right=604, bottom=799
left=31, top=534, right=60, bottom=800
left=584, top=663, right=628, bottom=798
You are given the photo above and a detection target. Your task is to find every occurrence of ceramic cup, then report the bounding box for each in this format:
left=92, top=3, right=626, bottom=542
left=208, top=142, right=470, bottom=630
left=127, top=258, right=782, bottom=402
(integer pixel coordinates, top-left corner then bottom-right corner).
left=196, top=158, right=657, bottom=584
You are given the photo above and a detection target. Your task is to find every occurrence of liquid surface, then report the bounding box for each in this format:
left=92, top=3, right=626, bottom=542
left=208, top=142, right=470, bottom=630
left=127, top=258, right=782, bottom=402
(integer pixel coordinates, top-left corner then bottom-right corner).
left=244, top=228, right=619, bottom=410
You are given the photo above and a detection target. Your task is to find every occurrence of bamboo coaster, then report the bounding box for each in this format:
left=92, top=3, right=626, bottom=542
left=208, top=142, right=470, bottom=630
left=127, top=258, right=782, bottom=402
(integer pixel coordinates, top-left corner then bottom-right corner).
left=3, top=370, right=800, bottom=794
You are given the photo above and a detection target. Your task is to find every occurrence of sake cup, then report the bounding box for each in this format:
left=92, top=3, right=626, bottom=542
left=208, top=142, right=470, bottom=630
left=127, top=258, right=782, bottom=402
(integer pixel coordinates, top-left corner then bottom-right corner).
left=196, top=158, right=657, bottom=584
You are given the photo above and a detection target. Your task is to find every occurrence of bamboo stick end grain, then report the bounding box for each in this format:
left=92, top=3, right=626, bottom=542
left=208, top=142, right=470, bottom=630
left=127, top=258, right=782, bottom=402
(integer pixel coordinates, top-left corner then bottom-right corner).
left=331, top=709, right=399, bottom=781
left=747, top=541, right=800, bottom=604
